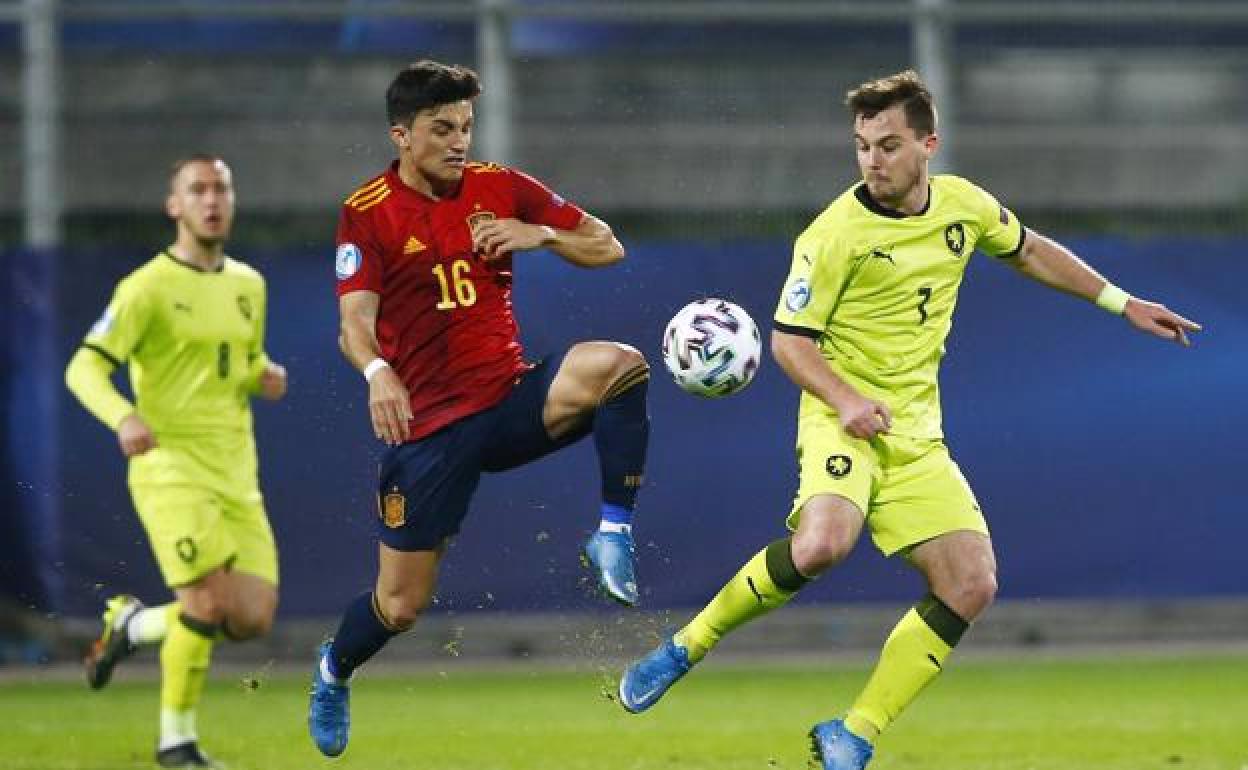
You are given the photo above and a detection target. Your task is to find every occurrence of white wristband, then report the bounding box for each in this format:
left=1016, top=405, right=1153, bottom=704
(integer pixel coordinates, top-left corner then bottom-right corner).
left=1095, top=284, right=1131, bottom=315
left=363, top=358, right=390, bottom=382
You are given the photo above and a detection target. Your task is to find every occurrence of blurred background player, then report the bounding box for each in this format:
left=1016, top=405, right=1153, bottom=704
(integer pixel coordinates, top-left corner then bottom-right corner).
left=307, top=60, right=650, bottom=757
left=65, top=155, right=288, bottom=769
left=617, top=70, right=1201, bottom=770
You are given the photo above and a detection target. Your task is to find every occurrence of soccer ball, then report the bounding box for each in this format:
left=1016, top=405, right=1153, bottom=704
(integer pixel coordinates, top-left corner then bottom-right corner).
left=661, top=298, right=762, bottom=397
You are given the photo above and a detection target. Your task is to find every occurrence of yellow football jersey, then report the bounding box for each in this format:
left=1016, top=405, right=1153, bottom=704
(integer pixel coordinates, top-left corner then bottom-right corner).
left=83, top=251, right=270, bottom=439
left=773, top=175, right=1024, bottom=438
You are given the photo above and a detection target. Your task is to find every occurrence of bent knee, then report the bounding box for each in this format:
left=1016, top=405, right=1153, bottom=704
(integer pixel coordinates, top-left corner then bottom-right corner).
left=790, top=531, right=854, bottom=576
left=375, top=593, right=432, bottom=632
left=224, top=613, right=274, bottom=641
left=575, top=341, right=648, bottom=381
left=947, top=571, right=998, bottom=619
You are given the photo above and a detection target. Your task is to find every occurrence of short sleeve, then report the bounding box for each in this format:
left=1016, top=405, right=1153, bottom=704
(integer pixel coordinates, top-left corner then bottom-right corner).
left=509, top=168, right=585, bottom=231
left=971, top=183, right=1025, bottom=258
left=335, top=206, right=385, bottom=296
left=773, top=230, right=853, bottom=337
left=84, top=275, right=151, bottom=365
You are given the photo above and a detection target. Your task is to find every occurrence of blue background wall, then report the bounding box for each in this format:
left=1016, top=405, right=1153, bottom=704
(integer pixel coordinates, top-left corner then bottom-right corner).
left=7, top=237, right=1244, bottom=617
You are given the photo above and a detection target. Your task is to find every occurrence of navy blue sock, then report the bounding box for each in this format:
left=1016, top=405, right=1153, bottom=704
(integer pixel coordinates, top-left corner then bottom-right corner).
left=594, top=368, right=650, bottom=518
left=325, top=592, right=398, bottom=680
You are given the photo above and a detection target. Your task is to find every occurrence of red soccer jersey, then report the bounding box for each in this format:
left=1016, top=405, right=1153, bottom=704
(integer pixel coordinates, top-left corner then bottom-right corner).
left=334, top=160, right=585, bottom=441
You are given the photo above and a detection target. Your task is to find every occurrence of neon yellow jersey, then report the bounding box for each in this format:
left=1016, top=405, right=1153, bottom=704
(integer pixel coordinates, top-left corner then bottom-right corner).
left=773, top=175, right=1024, bottom=439
left=83, top=251, right=270, bottom=439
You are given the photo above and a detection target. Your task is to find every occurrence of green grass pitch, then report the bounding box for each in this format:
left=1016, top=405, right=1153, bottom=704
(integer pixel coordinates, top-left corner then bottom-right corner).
left=2, top=652, right=1245, bottom=769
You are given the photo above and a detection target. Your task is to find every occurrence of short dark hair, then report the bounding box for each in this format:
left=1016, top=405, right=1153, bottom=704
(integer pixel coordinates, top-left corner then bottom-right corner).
left=845, top=70, right=936, bottom=137
left=169, top=153, right=225, bottom=186
left=386, top=60, right=482, bottom=127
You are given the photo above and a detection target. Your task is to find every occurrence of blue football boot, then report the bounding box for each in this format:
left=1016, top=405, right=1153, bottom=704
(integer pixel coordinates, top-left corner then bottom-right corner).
left=307, top=641, right=350, bottom=757
left=617, top=636, right=693, bottom=713
left=808, top=719, right=874, bottom=770
left=582, top=530, right=638, bottom=606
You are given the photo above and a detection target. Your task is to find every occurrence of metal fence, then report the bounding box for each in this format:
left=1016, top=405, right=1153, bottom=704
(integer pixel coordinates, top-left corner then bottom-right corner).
left=5, top=0, right=1248, bottom=244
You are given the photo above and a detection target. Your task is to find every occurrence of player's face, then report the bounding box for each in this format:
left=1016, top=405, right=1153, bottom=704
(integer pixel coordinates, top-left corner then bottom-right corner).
left=393, top=101, right=474, bottom=190
left=166, top=160, right=235, bottom=244
left=853, top=105, right=937, bottom=206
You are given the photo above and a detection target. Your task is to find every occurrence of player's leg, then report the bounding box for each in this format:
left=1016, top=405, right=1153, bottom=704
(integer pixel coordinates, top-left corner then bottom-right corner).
left=618, top=494, right=862, bottom=713
left=309, top=545, right=442, bottom=757
left=216, top=495, right=280, bottom=642
left=157, top=568, right=233, bottom=768
left=620, top=410, right=874, bottom=713
left=84, top=593, right=176, bottom=689
left=544, top=341, right=650, bottom=605
left=842, top=530, right=995, bottom=739
left=310, top=428, right=480, bottom=757
left=217, top=571, right=277, bottom=641
left=811, top=440, right=990, bottom=769
left=125, top=480, right=236, bottom=767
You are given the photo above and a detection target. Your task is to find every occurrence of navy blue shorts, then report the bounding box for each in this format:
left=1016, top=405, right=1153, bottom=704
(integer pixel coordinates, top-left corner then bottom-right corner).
left=376, top=351, right=591, bottom=551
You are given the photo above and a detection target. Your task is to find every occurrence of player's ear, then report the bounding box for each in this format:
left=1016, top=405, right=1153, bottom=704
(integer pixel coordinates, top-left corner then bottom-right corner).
left=165, top=192, right=180, bottom=220
left=922, top=132, right=940, bottom=160
left=389, top=124, right=409, bottom=151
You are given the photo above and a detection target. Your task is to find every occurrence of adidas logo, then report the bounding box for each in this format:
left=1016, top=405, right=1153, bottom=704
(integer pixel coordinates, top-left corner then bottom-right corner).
left=403, top=236, right=427, bottom=255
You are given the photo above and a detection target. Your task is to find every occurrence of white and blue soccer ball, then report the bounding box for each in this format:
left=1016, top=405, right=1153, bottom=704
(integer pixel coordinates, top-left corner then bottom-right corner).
left=661, top=298, right=761, bottom=398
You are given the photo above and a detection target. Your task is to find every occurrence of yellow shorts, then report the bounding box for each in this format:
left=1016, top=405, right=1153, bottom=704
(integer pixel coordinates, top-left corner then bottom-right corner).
left=787, top=411, right=987, bottom=556
left=128, top=442, right=278, bottom=588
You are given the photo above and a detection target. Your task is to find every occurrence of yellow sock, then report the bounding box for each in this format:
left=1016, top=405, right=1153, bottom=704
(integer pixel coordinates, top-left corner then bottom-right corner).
left=846, top=595, right=967, bottom=741
left=674, top=539, right=807, bottom=663
left=159, top=613, right=216, bottom=746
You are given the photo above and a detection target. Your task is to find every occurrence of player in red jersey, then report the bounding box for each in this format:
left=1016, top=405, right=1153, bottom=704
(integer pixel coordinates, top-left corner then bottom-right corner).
left=308, top=60, right=650, bottom=757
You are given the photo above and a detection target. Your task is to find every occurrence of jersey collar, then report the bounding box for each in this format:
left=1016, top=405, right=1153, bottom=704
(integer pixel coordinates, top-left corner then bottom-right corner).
left=854, top=183, right=931, bottom=219
left=162, top=249, right=225, bottom=273
left=386, top=160, right=465, bottom=207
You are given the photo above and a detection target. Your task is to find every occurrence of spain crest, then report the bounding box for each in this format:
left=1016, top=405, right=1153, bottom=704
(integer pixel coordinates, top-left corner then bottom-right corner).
left=381, top=489, right=406, bottom=528
left=466, top=209, right=496, bottom=233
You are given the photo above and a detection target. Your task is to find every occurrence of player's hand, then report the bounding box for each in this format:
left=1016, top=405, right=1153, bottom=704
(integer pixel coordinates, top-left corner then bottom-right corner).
left=836, top=393, right=892, bottom=440
left=117, top=413, right=157, bottom=457
left=1123, top=298, right=1202, bottom=347
left=369, top=366, right=412, bottom=445
left=257, top=362, right=288, bottom=401
left=471, top=218, right=555, bottom=261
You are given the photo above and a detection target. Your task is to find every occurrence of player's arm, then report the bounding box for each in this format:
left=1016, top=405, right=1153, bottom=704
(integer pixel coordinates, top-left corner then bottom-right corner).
left=1009, top=228, right=1202, bottom=346
left=473, top=212, right=624, bottom=268
left=339, top=289, right=412, bottom=445
left=771, top=329, right=891, bottom=440
left=246, top=278, right=287, bottom=401
left=64, top=347, right=156, bottom=457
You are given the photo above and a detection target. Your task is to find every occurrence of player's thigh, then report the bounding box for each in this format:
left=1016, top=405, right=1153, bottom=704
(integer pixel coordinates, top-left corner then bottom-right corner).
left=479, top=349, right=590, bottom=473
left=867, top=438, right=988, bottom=558
left=542, top=340, right=646, bottom=439
left=129, top=482, right=238, bottom=589
left=221, top=570, right=278, bottom=637
left=791, top=493, right=868, bottom=574
left=220, top=489, right=279, bottom=586
left=906, top=530, right=997, bottom=597
left=377, top=418, right=486, bottom=551
left=786, top=410, right=879, bottom=534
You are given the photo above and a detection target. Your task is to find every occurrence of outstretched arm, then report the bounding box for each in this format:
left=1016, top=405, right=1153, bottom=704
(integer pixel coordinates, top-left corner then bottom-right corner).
left=1009, top=228, right=1202, bottom=346
left=472, top=213, right=624, bottom=268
